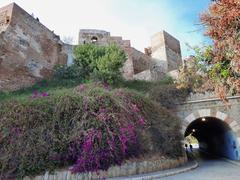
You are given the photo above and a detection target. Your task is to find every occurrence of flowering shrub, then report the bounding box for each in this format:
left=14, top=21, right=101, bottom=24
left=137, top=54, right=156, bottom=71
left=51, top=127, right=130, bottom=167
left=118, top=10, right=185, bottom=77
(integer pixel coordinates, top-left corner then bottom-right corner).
left=31, top=91, right=49, bottom=98
left=74, top=82, right=111, bottom=93
left=0, top=85, right=183, bottom=178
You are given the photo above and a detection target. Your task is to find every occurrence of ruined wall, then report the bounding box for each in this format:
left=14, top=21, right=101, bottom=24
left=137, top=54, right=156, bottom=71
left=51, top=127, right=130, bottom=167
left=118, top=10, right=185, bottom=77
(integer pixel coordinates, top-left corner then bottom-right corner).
left=78, top=29, right=183, bottom=81
left=78, top=29, right=135, bottom=80
left=0, top=2, right=183, bottom=90
left=0, top=3, right=67, bottom=91
left=78, top=29, right=160, bottom=80
left=79, top=29, right=110, bottom=45
left=130, top=47, right=151, bottom=74
left=121, top=47, right=134, bottom=80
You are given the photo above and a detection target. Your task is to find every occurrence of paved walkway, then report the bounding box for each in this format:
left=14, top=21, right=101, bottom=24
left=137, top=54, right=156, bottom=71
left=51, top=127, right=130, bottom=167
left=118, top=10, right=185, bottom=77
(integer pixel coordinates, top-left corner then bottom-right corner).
left=160, top=157, right=240, bottom=180
left=109, top=160, right=198, bottom=180
left=109, top=152, right=240, bottom=180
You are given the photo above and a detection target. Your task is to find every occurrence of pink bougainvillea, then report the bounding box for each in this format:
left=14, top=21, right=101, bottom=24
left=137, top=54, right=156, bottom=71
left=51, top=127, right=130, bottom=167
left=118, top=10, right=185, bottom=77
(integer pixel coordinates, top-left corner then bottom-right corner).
left=138, top=117, right=146, bottom=126
left=31, top=91, right=49, bottom=98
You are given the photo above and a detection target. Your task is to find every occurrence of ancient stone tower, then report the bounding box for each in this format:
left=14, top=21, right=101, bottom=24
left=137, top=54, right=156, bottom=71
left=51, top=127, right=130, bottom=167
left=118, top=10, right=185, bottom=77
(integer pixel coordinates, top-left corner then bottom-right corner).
left=79, top=29, right=110, bottom=45
left=78, top=29, right=183, bottom=81
left=151, top=30, right=182, bottom=73
left=78, top=29, right=135, bottom=80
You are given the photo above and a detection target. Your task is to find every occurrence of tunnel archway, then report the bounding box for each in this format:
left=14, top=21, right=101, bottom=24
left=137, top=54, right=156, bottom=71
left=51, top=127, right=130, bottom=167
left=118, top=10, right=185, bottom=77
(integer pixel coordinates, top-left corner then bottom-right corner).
left=182, top=109, right=240, bottom=160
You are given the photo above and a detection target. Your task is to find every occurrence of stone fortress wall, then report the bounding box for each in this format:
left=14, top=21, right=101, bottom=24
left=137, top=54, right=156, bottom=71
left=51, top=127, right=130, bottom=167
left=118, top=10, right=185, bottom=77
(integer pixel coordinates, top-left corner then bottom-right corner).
left=78, top=29, right=183, bottom=81
left=0, top=3, right=183, bottom=91
left=0, top=3, right=67, bottom=90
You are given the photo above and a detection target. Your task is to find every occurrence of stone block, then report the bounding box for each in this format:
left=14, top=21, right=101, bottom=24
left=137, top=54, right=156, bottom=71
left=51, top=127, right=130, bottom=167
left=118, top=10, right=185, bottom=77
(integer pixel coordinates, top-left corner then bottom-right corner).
left=198, top=109, right=211, bottom=117
left=230, top=121, right=238, bottom=129
left=216, top=111, right=228, bottom=120
left=224, top=117, right=233, bottom=125
left=185, top=113, right=195, bottom=123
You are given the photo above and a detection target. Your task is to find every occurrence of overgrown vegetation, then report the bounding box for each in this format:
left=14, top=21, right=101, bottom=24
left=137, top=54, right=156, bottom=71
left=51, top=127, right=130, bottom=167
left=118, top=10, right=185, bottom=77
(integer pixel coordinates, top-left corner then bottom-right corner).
left=0, top=78, right=83, bottom=102
left=176, top=51, right=210, bottom=93
left=0, top=84, right=183, bottom=179
left=176, top=0, right=240, bottom=99
left=0, top=43, right=126, bottom=102
left=201, top=0, right=240, bottom=91
left=148, top=84, right=189, bottom=109
left=73, top=43, right=127, bottom=84
left=0, top=76, right=177, bottom=103
left=0, top=42, right=188, bottom=179
left=53, top=64, right=84, bottom=80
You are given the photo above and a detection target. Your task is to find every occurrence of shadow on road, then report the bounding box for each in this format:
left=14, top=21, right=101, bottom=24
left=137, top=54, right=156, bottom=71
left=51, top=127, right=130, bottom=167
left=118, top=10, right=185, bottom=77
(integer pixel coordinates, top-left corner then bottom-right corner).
left=186, top=149, right=220, bottom=162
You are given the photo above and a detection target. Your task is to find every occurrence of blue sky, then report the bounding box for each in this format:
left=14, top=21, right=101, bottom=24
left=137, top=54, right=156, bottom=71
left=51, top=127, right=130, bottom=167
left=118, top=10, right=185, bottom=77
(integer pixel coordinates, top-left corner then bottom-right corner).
left=0, top=0, right=212, bottom=58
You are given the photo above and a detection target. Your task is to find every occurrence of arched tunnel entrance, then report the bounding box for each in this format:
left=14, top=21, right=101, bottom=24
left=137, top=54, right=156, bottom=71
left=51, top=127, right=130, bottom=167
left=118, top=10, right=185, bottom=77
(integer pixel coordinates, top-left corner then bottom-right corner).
left=184, top=117, right=239, bottom=160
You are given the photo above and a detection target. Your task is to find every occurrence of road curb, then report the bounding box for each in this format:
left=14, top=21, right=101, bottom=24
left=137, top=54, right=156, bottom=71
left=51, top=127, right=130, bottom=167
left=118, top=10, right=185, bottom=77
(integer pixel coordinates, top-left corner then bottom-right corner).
left=153, top=160, right=199, bottom=179
left=109, top=160, right=199, bottom=180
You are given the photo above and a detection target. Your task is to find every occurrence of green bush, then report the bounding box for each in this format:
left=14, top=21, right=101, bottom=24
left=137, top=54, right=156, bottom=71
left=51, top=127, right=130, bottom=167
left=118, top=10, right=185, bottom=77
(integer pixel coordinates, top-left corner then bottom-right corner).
left=0, top=84, right=183, bottom=178
left=74, top=43, right=106, bottom=78
left=74, top=43, right=127, bottom=84
left=94, top=44, right=127, bottom=83
left=53, top=64, right=84, bottom=80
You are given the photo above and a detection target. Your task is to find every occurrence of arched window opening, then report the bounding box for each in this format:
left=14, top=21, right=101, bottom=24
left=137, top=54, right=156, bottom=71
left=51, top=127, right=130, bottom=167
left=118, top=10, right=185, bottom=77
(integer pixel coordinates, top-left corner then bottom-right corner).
left=91, top=36, right=98, bottom=43
left=5, top=16, right=10, bottom=24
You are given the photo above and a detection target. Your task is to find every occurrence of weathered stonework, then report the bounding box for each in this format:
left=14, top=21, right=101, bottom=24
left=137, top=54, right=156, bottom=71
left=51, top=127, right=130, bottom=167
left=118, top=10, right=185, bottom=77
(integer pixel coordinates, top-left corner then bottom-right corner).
left=78, top=29, right=182, bottom=81
left=0, top=3, right=183, bottom=90
left=0, top=3, right=67, bottom=91
left=151, top=31, right=182, bottom=73
left=78, top=29, right=136, bottom=80
left=176, top=93, right=240, bottom=160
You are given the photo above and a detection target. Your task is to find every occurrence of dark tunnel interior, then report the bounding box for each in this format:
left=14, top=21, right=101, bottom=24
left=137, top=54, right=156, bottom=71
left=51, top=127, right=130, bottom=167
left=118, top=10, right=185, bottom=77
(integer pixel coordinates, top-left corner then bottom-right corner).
left=185, top=117, right=239, bottom=160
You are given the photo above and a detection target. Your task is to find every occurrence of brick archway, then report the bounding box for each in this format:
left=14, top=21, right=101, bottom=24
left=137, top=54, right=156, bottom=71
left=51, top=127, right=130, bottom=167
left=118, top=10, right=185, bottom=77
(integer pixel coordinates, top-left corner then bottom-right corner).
left=182, top=109, right=240, bottom=142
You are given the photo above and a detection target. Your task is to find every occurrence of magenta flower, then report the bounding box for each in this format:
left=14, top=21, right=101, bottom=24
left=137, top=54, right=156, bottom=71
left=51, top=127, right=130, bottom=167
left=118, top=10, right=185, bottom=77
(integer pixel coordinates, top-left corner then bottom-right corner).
left=83, top=138, right=93, bottom=152
left=31, top=91, right=39, bottom=98
left=41, top=92, right=49, bottom=97
left=31, top=91, right=49, bottom=98
left=138, top=117, right=146, bottom=126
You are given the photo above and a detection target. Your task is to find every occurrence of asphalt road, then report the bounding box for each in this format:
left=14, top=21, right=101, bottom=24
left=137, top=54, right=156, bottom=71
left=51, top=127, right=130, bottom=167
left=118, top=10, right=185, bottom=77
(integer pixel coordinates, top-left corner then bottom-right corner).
left=160, top=155, right=240, bottom=180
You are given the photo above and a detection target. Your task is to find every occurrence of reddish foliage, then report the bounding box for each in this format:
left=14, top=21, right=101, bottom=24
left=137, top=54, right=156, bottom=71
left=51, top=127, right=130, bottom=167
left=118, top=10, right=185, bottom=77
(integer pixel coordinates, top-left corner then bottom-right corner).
left=201, top=0, right=240, bottom=94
